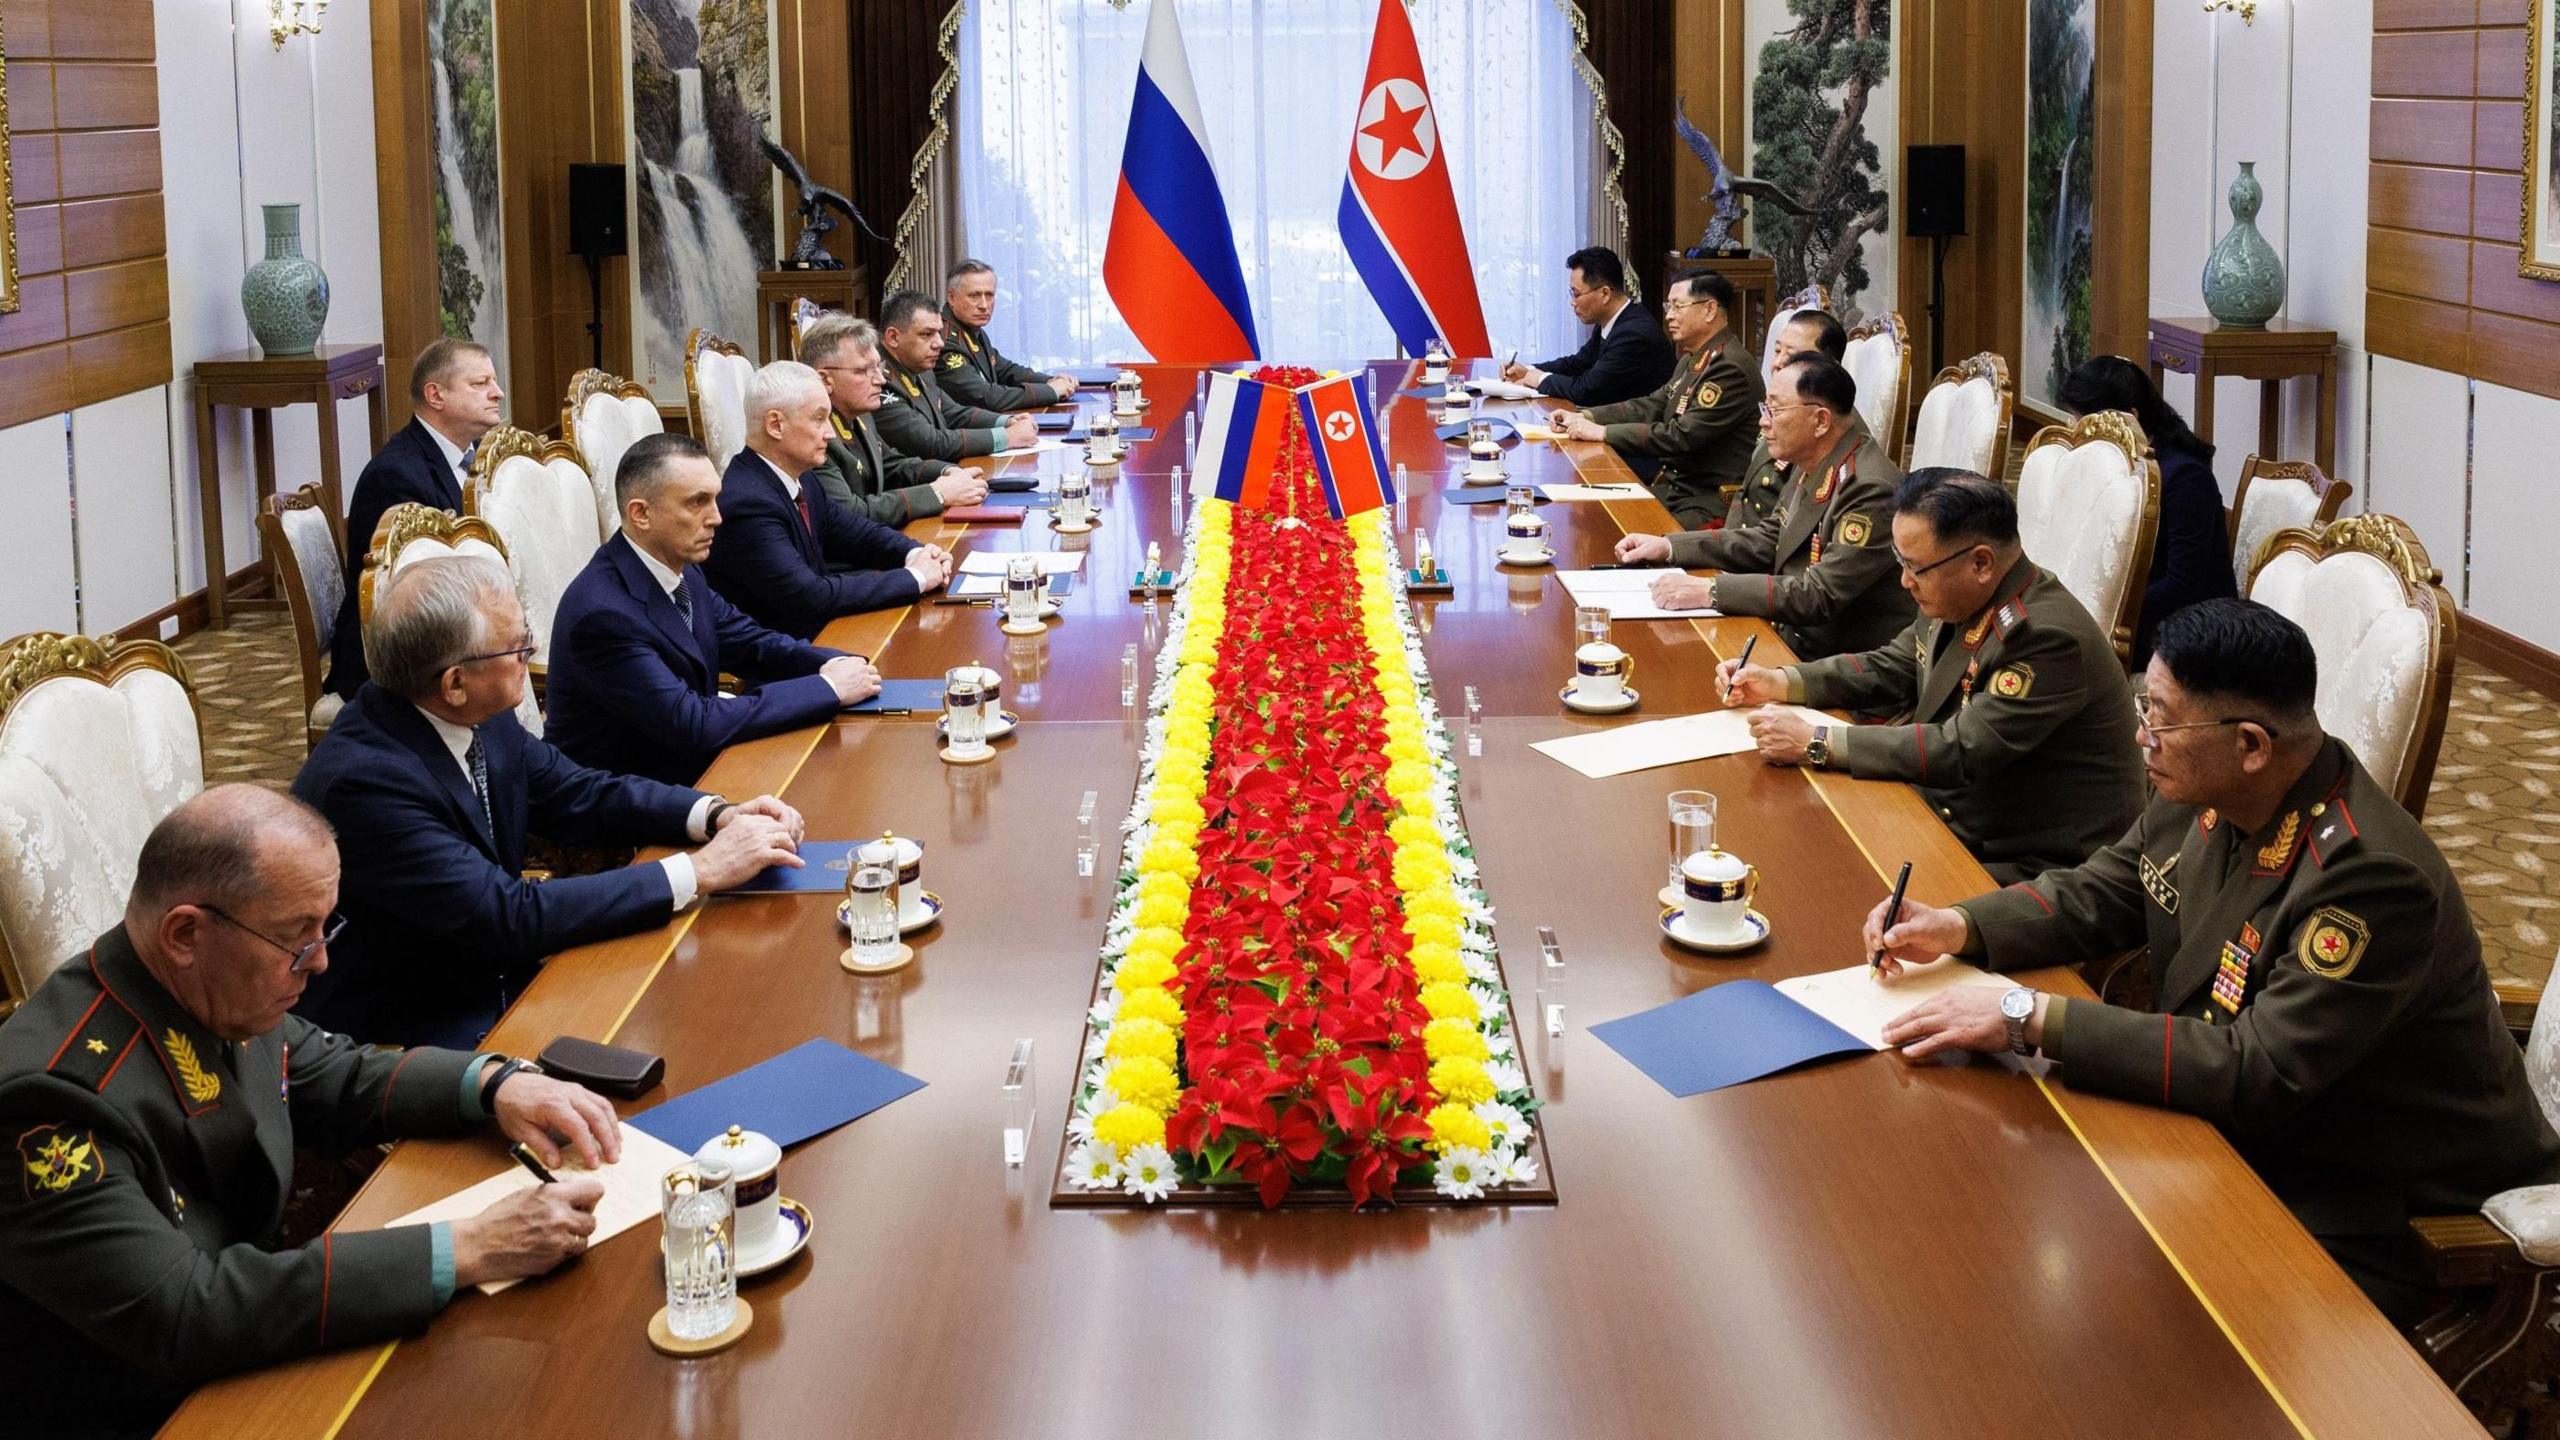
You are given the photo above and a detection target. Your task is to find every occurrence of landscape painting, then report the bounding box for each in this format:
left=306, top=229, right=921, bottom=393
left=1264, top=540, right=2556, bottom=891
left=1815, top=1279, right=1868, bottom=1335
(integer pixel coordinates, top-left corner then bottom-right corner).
left=2023, top=0, right=2096, bottom=413
left=2526, top=0, right=2560, bottom=280
left=429, top=0, right=507, bottom=391
left=1745, top=0, right=1896, bottom=322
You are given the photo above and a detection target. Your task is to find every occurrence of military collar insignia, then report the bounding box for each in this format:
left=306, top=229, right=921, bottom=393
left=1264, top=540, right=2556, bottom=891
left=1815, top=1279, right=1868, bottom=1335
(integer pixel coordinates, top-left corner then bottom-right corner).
left=899, top=375, right=922, bottom=398
left=164, top=1028, right=222, bottom=1106
left=2250, top=810, right=2305, bottom=876
left=2297, top=907, right=2370, bottom=980
left=831, top=412, right=855, bottom=441
left=1961, top=609, right=1995, bottom=650
left=1811, top=464, right=1841, bottom=505
left=2198, top=808, right=2219, bottom=834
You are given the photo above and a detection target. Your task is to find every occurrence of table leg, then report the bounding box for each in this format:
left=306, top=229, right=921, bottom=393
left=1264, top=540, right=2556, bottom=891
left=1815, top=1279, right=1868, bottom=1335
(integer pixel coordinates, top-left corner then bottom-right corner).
left=2317, top=358, right=2338, bottom=477
left=2191, top=363, right=2217, bottom=455
left=196, top=389, right=227, bottom=630
left=316, top=382, right=345, bottom=526
left=368, top=364, right=389, bottom=452
left=2259, top=378, right=2282, bottom=462
left=2148, top=350, right=2166, bottom=392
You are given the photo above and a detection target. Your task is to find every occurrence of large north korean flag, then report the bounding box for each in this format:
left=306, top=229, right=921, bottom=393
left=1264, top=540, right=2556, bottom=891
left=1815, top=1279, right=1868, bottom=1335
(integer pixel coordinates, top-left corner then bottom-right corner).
left=1335, top=0, right=1491, bottom=358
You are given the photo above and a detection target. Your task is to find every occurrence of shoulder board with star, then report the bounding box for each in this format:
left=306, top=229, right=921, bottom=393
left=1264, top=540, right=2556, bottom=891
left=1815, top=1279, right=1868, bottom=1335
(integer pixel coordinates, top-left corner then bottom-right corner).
left=44, top=993, right=144, bottom=1094
left=1991, top=593, right=2030, bottom=638
left=2303, top=796, right=2363, bottom=868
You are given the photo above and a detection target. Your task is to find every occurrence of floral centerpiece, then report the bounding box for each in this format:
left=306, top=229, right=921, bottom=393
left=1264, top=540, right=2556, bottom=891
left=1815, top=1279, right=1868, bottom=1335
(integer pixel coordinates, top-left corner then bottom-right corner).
left=1061, top=365, right=1544, bottom=1208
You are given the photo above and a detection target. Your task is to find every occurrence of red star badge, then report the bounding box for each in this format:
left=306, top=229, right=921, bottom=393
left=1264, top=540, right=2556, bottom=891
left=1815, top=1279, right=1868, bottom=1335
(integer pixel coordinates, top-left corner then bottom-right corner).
left=1361, top=91, right=1430, bottom=172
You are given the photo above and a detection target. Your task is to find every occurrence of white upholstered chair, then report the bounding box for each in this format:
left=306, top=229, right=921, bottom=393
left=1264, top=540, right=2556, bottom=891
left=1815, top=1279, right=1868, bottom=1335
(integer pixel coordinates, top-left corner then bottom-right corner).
left=0, top=634, right=204, bottom=1010
left=2015, top=411, right=2160, bottom=664
left=2228, top=455, right=2351, bottom=581
left=561, top=369, right=663, bottom=536
left=684, top=329, right=756, bottom=474
left=1840, top=313, right=1912, bottom=463
left=1908, top=352, right=2016, bottom=481
left=788, top=297, right=825, bottom=359
left=256, top=483, right=346, bottom=749
left=359, top=503, right=547, bottom=737
left=1760, top=284, right=1833, bottom=381
left=2243, top=513, right=2454, bottom=817
left=465, top=426, right=605, bottom=694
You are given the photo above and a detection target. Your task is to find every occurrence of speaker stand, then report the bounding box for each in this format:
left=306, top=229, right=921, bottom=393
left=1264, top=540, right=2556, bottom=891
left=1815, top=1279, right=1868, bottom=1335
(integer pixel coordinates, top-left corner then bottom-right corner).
left=583, top=253, right=606, bottom=373
left=1925, top=234, right=1953, bottom=377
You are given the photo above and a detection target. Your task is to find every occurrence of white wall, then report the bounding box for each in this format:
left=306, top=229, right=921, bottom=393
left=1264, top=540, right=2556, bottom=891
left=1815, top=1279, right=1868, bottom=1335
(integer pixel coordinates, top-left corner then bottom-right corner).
left=0, top=3, right=385, bottom=639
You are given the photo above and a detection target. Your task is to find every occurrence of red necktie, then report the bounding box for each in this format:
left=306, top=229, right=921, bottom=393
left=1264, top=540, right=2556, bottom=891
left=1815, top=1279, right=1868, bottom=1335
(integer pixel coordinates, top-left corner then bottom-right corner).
left=796, top=491, right=814, bottom=534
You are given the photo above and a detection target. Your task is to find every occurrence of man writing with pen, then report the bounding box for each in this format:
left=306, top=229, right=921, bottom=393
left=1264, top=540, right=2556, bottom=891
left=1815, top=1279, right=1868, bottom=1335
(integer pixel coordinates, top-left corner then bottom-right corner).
left=1857, top=599, right=2560, bottom=1323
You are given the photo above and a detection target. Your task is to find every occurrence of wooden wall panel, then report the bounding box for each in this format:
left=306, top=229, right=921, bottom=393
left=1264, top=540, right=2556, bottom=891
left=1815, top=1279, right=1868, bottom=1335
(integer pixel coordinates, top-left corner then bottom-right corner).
left=1670, top=0, right=1746, bottom=264
left=0, top=0, right=174, bottom=432
left=2367, top=1, right=2560, bottom=400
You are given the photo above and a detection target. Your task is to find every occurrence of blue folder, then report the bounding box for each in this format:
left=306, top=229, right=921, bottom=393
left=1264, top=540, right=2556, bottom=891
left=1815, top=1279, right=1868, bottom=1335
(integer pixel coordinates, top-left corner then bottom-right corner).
left=723, top=840, right=867, bottom=894
left=1435, top=418, right=1520, bottom=447
left=1066, top=427, right=1157, bottom=442
left=628, top=1038, right=927, bottom=1153
left=1060, top=365, right=1126, bottom=385
left=1442, top=483, right=1512, bottom=504
left=1589, top=981, right=1869, bottom=1097
left=972, top=491, right=1048, bottom=508
left=1035, top=412, right=1077, bottom=432
left=843, top=679, right=945, bottom=713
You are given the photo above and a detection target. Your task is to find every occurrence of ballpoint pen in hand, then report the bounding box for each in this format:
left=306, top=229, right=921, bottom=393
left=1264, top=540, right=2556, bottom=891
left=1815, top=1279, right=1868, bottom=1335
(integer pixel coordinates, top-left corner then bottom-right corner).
left=1723, top=635, right=1757, bottom=703
left=1872, top=861, right=1913, bottom=974
left=509, top=1141, right=558, bottom=1184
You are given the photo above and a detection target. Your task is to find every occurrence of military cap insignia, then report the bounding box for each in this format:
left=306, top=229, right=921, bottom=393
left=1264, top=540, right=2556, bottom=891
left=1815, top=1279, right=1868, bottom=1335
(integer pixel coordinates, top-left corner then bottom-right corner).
left=165, top=1029, right=221, bottom=1105
left=1839, top=513, right=1871, bottom=547
left=2296, top=907, right=2371, bottom=980
left=18, top=1125, right=99, bottom=1197
left=1989, top=664, right=2033, bottom=699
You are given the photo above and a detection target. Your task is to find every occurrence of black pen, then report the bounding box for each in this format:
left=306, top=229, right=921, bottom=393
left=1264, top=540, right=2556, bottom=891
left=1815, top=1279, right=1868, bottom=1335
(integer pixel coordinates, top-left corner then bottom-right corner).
left=932, top=597, right=996, bottom=607
left=509, top=1141, right=557, bottom=1185
left=850, top=708, right=913, bottom=718
left=1872, top=860, right=1913, bottom=974
left=1723, top=635, right=1757, bottom=703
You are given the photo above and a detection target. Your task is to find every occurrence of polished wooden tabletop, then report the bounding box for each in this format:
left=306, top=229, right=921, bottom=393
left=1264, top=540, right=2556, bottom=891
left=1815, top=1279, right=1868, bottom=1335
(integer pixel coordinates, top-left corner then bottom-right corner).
left=162, top=363, right=2481, bottom=1439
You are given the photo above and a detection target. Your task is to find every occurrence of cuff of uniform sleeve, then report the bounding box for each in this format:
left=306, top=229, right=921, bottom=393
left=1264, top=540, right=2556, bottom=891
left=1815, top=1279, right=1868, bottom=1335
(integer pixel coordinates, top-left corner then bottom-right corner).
left=459, top=1053, right=503, bottom=1121
left=2040, top=996, right=2070, bottom=1057
left=1784, top=667, right=1806, bottom=704
left=662, top=855, right=698, bottom=911
left=430, top=1222, right=457, bottom=1307
left=984, top=428, right=1005, bottom=452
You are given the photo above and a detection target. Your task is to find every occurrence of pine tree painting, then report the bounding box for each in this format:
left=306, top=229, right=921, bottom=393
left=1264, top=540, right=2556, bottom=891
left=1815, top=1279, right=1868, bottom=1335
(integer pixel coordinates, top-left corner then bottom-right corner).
left=1749, top=0, right=1892, bottom=311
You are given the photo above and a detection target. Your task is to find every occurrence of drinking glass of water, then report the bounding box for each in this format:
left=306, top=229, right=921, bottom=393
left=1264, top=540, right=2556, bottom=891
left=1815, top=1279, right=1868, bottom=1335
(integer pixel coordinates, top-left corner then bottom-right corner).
left=847, top=863, right=901, bottom=964
left=661, top=1159, right=738, bottom=1341
left=1667, top=790, right=1718, bottom=891
left=1575, top=605, right=1612, bottom=649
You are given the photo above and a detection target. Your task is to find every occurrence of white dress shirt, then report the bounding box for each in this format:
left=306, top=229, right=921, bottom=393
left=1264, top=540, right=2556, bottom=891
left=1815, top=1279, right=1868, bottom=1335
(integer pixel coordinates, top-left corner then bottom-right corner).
left=761, top=452, right=804, bottom=502
left=1599, top=297, right=1628, bottom=340
left=419, top=419, right=475, bottom=495
left=412, top=702, right=712, bottom=909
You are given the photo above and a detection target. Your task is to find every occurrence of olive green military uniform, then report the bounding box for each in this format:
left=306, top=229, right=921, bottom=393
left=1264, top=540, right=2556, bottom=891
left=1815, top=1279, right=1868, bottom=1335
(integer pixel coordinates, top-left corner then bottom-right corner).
left=1788, top=554, right=2144, bottom=881
left=1580, top=326, right=1762, bottom=528
left=1726, top=436, right=1789, bottom=528
left=807, top=410, right=947, bottom=532
left=1665, top=411, right=1914, bottom=660
left=1955, top=738, right=2560, bottom=1306
left=0, top=925, right=486, bottom=1435
left=877, top=352, right=1008, bottom=463
left=938, top=306, right=1065, bottom=412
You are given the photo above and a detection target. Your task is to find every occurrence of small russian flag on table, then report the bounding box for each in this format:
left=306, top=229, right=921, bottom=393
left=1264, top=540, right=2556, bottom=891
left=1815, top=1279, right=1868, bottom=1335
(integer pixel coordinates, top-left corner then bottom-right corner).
left=1296, top=374, right=1396, bottom=519
left=1191, top=371, right=1293, bottom=509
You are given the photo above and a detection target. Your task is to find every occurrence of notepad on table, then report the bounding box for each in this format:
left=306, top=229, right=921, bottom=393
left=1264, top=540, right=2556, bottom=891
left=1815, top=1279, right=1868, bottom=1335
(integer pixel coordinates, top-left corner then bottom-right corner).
left=385, top=1125, right=691, bottom=1295
left=960, top=549, right=1086, bottom=576
left=1551, top=568, right=1712, bottom=621
left=949, top=571, right=1075, bottom=598
left=723, top=840, right=866, bottom=893
left=1530, top=707, right=1832, bottom=778
left=1590, top=960, right=2008, bottom=1097
left=1539, top=482, right=1650, bottom=502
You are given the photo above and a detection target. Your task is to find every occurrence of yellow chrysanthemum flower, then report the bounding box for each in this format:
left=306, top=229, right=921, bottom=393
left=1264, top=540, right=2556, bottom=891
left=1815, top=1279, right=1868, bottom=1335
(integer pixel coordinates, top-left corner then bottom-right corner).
left=1104, top=1055, right=1179, bottom=1113
left=1116, top=985, right=1185, bottom=1027
left=1424, top=1017, right=1491, bottom=1062
left=1093, top=1102, right=1167, bottom=1151
left=1115, top=951, right=1179, bottom=992
left=1431, top=1057, right=1497, bottom=1106
left=1103, top=1016, right=1178, bottom=1064
left=1419, top=982, right=1480, bottom=1023
left=1426, top=1101, right=1492, bottom=1154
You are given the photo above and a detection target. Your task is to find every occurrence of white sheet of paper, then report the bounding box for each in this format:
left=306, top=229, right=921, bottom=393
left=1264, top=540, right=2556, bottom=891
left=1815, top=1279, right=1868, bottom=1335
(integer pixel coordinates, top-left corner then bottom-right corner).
left=1528, top=705, right=1830, bottom=778
left=1551, top=569, right=1715, bottom=621
left=384, top=1124, right=689, bottom=1295
left=987, top=438, right=1069, bottom=458
left=1774, top=958, right=2014, bottom=1050
left=950, top=572, right=1005, bottom=598
left=1467, top=378, right=1543, bottom=401
left=1539, top=483, right=1651, bottom=502
left=959, top=549, right=1085, bottom=576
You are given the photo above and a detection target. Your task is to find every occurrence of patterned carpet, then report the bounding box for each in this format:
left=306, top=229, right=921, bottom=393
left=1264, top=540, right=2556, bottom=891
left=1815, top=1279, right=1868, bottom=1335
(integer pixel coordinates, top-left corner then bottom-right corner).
left=169, top=610, right=2560, bottom=996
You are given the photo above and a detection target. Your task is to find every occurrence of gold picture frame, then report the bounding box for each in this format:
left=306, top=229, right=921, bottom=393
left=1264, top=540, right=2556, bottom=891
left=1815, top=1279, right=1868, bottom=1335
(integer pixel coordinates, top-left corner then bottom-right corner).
left=0, top=33, right=18, bottom=315
left=2527, top=0, right=2560, bottom=282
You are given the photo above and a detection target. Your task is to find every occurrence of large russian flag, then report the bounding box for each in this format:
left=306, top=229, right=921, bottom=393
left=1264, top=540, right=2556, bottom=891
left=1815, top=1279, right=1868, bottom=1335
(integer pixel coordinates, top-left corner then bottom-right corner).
left=1295, top=375, right=1396, bottom=519
left=1337, top=0, right=1491, bottom=359
left=1103, top=1, right=1260, bottom=363
left=1191, top=371, right=1292, bottom=509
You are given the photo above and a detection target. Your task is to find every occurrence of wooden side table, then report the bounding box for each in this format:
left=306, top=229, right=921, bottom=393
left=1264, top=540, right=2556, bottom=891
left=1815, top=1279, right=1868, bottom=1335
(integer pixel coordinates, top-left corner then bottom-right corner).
left=192, top=344, right=389, bottom=630
left=2144, top=317, right=2338, bottom=476
left=1663, top=252, right=1778, bottom=352
left=756, top=265, right=871, bottom=363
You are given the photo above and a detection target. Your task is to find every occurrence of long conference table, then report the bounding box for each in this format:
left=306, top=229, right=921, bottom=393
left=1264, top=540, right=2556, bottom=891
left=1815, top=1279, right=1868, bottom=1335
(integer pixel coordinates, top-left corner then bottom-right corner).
left=165, top=363, right=2483, bottom=1439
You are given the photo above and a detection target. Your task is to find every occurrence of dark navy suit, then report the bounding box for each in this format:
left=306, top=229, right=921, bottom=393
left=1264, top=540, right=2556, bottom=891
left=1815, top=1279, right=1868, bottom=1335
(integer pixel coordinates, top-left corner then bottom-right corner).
left=291, top=683, right=705, bottom=1048
left=328, top=419, right=469, bottom=698
left=546, top=534, right=849, bottom=785
left=1533, top=301, right=1677, bottom=407
left=700, top=450, right=923, bottom=640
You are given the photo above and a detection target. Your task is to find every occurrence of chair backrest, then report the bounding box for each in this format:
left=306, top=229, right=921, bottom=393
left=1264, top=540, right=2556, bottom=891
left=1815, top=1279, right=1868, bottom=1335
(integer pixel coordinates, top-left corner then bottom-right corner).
left=2230, top=455, right=2351, bottom=581
left=1908, top=352, right=2016, bottom=483
left=357, top=504, right=544, bottom=737
left=465, top=426, right=604, bottom=672
left=2245, top=514, right=2457, bottom=816
left=684, top=329, right=756, bottom=474
left=2016, top=411, right=2161, bottom=664
left=788, top=297, right=824, bottom=359
left=0, top=634, right=204, bottom=1007
left=1840, top=313, right=1912, bottom=464
left=256, top=483, right=344, bottom=741
left=561, top=369, right=663, bottom=537
left=1761, top=283, right=1834, bottom=381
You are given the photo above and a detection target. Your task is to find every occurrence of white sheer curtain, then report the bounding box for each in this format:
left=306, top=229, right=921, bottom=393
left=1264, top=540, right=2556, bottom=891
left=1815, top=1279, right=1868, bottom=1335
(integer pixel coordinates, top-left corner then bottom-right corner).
left=959, top=0, right=1593, bottom=369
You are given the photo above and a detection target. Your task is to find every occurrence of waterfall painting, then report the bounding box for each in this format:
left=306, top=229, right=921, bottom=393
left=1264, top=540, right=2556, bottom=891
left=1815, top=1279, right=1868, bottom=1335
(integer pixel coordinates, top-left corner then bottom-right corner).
left=625, top=0, right=782, bottom=403
left=1742, top=0, right=1896, bottom=322
left=2023, top=0, right=2096, bottom=413
left=2524, top=0, right=2560, bottom=280
left=428, top=0, right=507, bottom=393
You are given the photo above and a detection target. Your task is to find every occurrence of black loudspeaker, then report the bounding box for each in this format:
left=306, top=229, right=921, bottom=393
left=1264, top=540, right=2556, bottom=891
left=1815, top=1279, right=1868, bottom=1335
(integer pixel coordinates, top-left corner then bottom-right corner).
left=1905, top=146, right=1967, bottom=238
left=568, top=164, right=627, bottom=259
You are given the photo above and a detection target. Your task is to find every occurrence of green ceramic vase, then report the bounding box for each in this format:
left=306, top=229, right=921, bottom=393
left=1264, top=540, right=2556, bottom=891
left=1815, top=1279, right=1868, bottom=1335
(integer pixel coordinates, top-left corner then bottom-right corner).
left=241, top=203, right=331, bottom=356
left=2201, top=161, right=2285, bottom=330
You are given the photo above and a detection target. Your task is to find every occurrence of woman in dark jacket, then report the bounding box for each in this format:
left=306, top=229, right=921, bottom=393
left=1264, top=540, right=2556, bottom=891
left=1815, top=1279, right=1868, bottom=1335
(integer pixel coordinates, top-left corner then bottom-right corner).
left=2058, top=356, right=2237, bottom=664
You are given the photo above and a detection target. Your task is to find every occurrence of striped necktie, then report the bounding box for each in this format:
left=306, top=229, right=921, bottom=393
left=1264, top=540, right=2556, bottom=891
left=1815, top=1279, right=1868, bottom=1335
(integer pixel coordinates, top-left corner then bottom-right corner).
left=463, top=732, right=495, bottom=836
left=671, top=574, right=694, bottom=625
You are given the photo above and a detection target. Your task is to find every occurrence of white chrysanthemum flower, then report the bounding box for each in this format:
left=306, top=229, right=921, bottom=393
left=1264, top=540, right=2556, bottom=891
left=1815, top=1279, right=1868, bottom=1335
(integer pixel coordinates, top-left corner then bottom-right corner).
left=1486, top=1028, right=1517, bottom=1060
left=1066, top=1140, right=1123, bottom=1189
left=1487, top=1058, right=1529, bottom=1093
left=1434, top=1148, right=1492, bottom=1200
left=1067, top=1107, right=1099, bottom=1143
left=1499, top=1149, right=1541, bottom=1186
left=1473, top=1101, right=1528, bottom=1151
left=1122, top=1143, right=1180, bottom=1203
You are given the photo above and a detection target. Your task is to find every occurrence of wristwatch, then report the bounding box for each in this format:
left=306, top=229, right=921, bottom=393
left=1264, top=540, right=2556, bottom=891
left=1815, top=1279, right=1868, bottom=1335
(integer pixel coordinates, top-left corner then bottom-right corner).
left=2000, top=987, right=2038, bottom=1055
left=703, top=796, right=733, bottom=833
left=478, top=1056, right=540, bottom=1114
left=1803, top=726, right=1832, bottom=769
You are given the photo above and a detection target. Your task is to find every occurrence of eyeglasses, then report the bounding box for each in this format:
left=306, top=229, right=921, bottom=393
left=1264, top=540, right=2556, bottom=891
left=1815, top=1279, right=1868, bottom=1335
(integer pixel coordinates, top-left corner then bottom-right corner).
left=1758, top=399, right=1822, bottom=421
left=2133, top=691, right=2279, bottom=741
left=1892, top=544, right=1978, bottom=578
left=1664, top=296, right=1715, bottom=313
left=457, top=633, right=538, bottom=668
left=201, top=905, right=346, bottom=974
